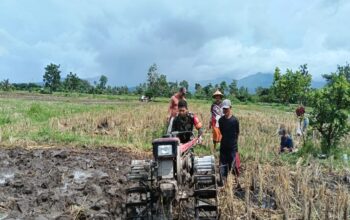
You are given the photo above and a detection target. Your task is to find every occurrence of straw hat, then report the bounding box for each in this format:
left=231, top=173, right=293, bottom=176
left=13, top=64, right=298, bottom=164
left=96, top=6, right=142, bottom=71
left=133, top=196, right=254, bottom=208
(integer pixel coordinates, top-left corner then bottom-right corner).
left=212, top=90, right=223, bottom=98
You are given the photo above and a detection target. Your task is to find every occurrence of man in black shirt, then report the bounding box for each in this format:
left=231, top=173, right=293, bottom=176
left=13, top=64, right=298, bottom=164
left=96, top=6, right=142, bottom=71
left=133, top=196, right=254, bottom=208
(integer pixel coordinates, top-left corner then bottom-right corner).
left=171, top=100, right=203, bottom=143
left=218, top=99, right=240, bottom=183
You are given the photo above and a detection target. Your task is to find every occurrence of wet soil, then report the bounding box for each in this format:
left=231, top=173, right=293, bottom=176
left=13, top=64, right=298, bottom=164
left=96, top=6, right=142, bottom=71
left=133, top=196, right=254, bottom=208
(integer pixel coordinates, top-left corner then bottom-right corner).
left=0, top=147, right=144, bottom=220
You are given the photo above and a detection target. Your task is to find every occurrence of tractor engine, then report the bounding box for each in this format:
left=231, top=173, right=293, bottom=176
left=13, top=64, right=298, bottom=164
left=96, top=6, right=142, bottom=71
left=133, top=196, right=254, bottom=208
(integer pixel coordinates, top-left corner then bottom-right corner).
left=124, top=136, right=219, bottom=219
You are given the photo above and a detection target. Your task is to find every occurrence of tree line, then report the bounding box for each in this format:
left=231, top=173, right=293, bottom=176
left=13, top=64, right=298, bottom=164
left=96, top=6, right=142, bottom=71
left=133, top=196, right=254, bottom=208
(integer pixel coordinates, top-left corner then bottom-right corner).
left=0, top=63, right=129, bottom=95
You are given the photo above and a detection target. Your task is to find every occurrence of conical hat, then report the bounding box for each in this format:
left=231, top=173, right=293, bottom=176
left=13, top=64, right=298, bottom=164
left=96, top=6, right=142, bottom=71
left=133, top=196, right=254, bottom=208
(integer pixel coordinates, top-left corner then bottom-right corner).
left=212, top=90, right=223, bottom=98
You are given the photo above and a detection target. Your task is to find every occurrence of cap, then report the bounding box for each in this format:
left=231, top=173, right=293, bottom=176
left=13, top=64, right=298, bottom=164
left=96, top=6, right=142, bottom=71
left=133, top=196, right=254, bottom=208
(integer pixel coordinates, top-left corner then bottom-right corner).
left=222, top=99, right=231, bottom=109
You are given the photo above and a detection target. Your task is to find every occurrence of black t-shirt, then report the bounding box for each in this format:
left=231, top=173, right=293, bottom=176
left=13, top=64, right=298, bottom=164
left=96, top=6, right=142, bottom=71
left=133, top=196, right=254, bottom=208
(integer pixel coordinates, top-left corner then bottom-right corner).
left=219, top=115, right=240, bottom=151
left=172, top=113, right=195, bottom=143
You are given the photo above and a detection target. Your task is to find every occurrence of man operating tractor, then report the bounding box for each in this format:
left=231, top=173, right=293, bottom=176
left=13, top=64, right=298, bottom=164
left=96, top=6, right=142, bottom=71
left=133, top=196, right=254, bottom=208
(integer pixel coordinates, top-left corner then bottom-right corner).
left=171, top=100, right=203, bottom=144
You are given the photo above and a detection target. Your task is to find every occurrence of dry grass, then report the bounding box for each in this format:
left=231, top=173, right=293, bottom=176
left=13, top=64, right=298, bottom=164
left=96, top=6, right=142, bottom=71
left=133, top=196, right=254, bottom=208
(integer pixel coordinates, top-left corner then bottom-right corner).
left=0, top=95, right=349, bottom=218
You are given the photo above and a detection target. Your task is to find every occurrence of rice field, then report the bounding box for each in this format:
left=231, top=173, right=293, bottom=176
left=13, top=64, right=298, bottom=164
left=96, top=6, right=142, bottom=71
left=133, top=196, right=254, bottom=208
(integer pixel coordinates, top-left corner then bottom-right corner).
left=0, top=92, right=349, bottom=219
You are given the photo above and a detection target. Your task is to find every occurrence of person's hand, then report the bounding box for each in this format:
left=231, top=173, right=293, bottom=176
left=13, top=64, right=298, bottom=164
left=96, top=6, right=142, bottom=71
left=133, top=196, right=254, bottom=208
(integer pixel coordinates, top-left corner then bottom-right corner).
left=197, top=136, right=203, bottom=144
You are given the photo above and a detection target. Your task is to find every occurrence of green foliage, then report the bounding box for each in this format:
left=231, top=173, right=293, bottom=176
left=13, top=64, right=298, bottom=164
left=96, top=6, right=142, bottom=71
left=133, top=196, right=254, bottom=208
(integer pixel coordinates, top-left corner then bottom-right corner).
left=237, top=86, right=250, bottom=102
left=272, top=65, right=312, bottom=104
left=12, top=83, right=41, bottom=92
left=323, top=63, right=350, bottom=84
left=202, top=83, right=214, bottom=98
left=63, top=72, right=81, bottom=92
left=255, top=87, right=275, bottom=103
left=26, top=103, right=53, bottom=122
left=43, top=63, right=61, bottom=92
left=94, top=75, right=108, bottom=93
left=145, top=63, right=170, bottom=98
left=295, top=140, right=320, bottom=157
left=0, top=79, right=13, bottom=91
left=308, top=70, right=350, bottom=153
left=135, top=83, right=147, bottom=95
left=219, top=81, right=228, bottom=95
left=228, top=80, right=239, bottom=97
left=179, top=80, right=189, bottom=91
left=0, top=115, right=11, bottom=125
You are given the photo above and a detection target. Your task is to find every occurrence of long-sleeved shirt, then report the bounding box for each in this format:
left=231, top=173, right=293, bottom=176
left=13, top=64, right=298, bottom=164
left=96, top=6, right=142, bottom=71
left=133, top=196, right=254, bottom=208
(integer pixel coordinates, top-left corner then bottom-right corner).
left=210, top=102, right=223, bottom=127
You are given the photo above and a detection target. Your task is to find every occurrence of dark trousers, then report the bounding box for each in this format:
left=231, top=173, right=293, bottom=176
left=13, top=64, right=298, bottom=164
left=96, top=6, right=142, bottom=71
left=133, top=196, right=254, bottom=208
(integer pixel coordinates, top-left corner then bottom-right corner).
left=219, top=147, right=237, bottom=178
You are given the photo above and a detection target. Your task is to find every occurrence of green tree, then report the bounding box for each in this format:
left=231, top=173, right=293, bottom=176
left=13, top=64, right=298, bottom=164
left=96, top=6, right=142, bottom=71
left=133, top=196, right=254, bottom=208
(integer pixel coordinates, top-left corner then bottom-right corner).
left=237, top=86, right=250, bottom=102
left=229, top=80, right=239, bottom=97
left=179, top=80, right=189, bottom=91
left=256, top=87, right=273, bottom=102
left=145, top=63, right=159, bottom=98
left=0, top=79, right=13, bottom=91
left=323, top=63, right=350, bottom=84
left=168, top=81, right=179, bottom=96
left=63, top=72, right=80, bottom=92
left=272, top=66, right=311, bottom=104
left=202, top=83, right=213, bottom=99
left=194, top=83, right=204, bottom=99
left=43, top=63, right=61, bottom=92
left=145, top=63, right=169, bottom=98
left=135, top=83, right=147, bottom=95
left=219, top=81, right=228, bottom=95
left=97, top=75, right=108, bottom=90
left=157, top=74, right=169, bottom=97
left=308, top=72, right=350, bottom=153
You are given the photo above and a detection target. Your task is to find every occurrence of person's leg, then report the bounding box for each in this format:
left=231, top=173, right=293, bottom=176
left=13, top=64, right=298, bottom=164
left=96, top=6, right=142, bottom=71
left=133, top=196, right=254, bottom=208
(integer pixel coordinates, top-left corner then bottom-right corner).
left=219, top=148, right=229, bottom=185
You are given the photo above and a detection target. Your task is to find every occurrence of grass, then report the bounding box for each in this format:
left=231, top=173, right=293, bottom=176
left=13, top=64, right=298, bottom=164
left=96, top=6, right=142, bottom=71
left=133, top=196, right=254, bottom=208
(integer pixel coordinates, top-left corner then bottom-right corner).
left=0, top=91, right=349, bottom=218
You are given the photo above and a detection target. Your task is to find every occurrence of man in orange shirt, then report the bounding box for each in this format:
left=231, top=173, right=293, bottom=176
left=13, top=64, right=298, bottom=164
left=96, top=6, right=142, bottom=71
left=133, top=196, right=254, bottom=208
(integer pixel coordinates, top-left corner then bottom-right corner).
left=166, top=87, right=187, bottom=134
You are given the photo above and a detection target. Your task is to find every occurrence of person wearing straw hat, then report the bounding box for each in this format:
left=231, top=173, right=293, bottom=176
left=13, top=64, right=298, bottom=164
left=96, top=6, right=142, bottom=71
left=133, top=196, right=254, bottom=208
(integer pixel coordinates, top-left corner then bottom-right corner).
left=209, top=90, right=224, bottom=150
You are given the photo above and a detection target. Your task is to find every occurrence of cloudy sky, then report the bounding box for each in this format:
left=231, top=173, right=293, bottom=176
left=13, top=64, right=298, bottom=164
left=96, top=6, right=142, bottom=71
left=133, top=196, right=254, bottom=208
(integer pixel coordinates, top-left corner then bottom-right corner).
left=0, top=0, right=349, bottom=86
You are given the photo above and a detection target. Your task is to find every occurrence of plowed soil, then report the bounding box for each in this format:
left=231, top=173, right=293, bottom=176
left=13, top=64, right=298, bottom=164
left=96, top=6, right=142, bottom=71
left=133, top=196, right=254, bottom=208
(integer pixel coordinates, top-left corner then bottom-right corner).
left=0, top=147, right=145, bottom=220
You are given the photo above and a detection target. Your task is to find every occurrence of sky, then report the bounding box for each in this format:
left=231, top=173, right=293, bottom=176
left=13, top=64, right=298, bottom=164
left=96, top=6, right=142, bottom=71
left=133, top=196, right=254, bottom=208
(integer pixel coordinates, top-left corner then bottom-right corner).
left=0, top=0, right=350, bottom=86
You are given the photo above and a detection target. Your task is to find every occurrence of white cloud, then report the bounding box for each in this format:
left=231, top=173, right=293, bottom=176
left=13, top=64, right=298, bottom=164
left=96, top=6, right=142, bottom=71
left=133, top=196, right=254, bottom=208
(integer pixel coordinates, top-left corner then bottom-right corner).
left=0, top=0, right=349, bottom=84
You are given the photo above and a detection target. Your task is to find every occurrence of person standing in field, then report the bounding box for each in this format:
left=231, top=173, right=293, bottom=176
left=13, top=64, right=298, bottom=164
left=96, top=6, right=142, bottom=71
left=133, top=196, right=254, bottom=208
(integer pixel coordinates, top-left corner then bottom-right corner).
left=166, top=87, right=187, bottom=134
left=209, top=90, right=224, bottom=150
left=218, top=99, right=240, bottom=185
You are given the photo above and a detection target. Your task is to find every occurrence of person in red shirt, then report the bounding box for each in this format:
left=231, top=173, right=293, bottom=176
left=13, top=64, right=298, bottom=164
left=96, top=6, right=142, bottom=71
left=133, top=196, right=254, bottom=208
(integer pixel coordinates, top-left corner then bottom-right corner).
left=166, top=87, right=187, bottom=134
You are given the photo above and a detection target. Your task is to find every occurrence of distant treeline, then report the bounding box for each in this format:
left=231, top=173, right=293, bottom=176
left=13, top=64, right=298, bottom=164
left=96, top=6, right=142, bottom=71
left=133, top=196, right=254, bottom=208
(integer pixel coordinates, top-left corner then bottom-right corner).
left=1, top=63, right=350, bottom=106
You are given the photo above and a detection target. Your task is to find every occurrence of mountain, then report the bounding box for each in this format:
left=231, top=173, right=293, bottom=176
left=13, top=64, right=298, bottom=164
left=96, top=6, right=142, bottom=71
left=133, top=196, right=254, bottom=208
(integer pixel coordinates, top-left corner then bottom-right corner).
left=192, top=72, right=326, bottom=94
left=237, top=73, right=273, bottom=93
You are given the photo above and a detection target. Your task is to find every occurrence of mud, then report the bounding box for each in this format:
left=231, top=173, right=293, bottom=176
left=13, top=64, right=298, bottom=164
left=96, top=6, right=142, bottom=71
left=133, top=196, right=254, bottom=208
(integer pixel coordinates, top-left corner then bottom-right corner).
left=0, top=147, right=145, bottom=220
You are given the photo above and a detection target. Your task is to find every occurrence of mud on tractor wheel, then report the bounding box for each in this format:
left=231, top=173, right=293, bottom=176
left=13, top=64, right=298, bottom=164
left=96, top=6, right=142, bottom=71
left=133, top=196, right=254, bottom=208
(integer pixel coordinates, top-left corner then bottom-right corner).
left=124, top=133, right=219, bottom=219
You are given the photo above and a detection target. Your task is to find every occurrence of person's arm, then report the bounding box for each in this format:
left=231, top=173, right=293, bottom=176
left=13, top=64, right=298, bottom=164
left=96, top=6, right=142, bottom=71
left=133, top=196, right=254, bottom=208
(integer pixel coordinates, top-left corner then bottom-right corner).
left=193, top=115, right=203, bottom=137
left=209, top=105, right=213, bottom=129
left=167, top=97, right=174, bottom=121
left=171, top=117, right=177, bottom=132
left=236, top=118, right=240, bottom=137
left=218, top=117, right=223, bottom=134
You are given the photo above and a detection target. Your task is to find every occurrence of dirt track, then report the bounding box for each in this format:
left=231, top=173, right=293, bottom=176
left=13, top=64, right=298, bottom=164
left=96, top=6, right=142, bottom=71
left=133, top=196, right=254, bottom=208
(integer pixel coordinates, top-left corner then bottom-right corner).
left=0, top=147, right=144, bottom=220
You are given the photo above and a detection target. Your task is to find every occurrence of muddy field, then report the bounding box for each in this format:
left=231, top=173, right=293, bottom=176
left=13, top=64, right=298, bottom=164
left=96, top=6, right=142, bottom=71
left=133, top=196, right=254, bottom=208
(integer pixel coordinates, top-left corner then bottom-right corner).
left=0, top=147, right=145, bottom=220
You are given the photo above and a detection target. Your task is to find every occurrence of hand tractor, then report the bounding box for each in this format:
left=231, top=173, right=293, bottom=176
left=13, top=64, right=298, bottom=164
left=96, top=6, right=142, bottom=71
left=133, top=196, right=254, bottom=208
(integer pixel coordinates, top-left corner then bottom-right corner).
left=124, top=131, right=220, bottom=219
